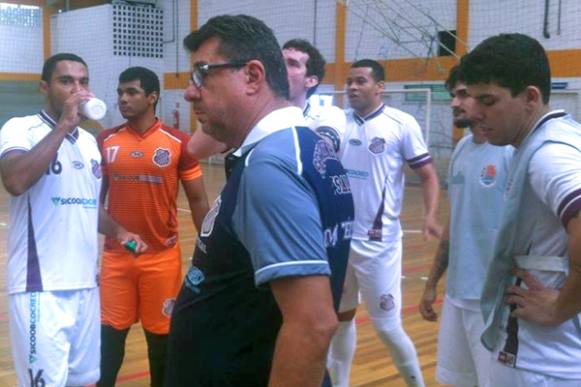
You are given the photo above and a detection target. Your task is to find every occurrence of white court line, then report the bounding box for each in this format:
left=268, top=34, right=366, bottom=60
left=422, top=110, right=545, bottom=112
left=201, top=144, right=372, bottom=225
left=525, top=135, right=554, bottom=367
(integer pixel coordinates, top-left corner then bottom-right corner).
left=0, top=222, right=6, bottom=227
left=177, top=208, right=191, bottom=213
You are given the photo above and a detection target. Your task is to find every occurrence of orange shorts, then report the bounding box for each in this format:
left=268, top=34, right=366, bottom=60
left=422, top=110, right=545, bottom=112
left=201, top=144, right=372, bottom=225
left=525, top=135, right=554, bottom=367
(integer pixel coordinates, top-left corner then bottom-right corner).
left=100, top=244, right=182, bottom=334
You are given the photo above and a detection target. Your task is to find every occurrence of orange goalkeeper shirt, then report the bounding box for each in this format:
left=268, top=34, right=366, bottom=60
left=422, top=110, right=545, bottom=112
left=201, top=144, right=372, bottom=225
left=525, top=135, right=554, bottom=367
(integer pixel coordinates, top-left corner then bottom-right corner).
left=97, top=119, right=202, bottom=252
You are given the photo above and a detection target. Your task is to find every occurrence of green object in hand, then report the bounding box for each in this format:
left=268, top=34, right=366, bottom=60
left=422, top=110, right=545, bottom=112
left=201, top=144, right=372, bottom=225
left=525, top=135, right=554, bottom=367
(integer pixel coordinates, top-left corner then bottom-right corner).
left=124, top=240, right=138, bottom=253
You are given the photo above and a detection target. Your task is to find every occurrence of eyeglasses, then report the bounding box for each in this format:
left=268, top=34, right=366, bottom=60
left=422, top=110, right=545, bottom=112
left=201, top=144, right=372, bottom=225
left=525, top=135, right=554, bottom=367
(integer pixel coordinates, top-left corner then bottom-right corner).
left=189, top=61, right=249, bottom=88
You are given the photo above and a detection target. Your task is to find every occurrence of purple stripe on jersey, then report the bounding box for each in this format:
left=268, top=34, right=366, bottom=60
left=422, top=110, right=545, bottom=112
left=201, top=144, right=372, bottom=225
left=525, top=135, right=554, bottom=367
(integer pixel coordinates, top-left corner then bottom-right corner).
left=407, top=153, right=433, bottom=169
left=363, top=104, right=385, bottom=121
left=0, top=147, right=29, bottom=159
left=557, top=188, right=581, bottom=215
left=368, top=185, right=386, bottom=242
left=559, top=189, right=581, bottom=227
left=39, top=110, right=56, bottom=128
left=302, top=103, right=311, bottom=117
left=531, top=111, right=567, bottom=135
left=354, top=104, right=386, bottom=124
left=65, top=129, right=79, bottom=143
left=39, top=110, right=78, bottom=143
left=407, top=152, right=431, bottom=164
left=26, top=198, right=43, bottom=292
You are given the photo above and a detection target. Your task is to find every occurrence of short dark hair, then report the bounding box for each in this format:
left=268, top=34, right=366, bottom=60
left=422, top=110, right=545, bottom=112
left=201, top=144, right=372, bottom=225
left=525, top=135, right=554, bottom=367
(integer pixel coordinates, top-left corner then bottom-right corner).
left=183, top=14, right=289, bottom=99
left=351, top=59, right=385, bottom=82
left=119, top=66, right=160, bottom=109
left=460, top=33, right=551, bottom=104
left=282, top=39, right=326, bottom=98
left=445, top=65, right=463, bottom=91
left=119, top=66, right=160, bottom=95
left=42, top=53, right=87, bottom=82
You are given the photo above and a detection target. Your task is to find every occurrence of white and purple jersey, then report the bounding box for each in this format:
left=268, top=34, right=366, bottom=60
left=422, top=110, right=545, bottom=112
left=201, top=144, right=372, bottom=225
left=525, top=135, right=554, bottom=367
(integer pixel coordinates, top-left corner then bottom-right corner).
left=341, top=104, right=432, bottom=241
left=0, top=111, right=102, bottom=294
left=303, top=102, right=346, bottom=154
left=490, top=111, right=581, bottom=379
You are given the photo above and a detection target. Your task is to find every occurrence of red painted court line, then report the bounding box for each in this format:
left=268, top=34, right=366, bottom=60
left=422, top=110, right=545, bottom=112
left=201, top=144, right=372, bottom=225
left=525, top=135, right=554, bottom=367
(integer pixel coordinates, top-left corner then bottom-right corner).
left=117, top=370, right=150, bottom=384
left=88, top=301, right=443, bottom=385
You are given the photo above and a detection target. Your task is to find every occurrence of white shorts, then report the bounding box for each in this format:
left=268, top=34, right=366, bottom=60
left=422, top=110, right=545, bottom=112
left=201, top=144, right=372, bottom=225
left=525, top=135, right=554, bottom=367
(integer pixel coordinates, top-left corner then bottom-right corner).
left=339, top=239, right=402, bottom=324
left=8, top=288, right=100, bottom=387
left=486, top=360, right=581, bottom=387
left=436, top=296, right=491, bottom=387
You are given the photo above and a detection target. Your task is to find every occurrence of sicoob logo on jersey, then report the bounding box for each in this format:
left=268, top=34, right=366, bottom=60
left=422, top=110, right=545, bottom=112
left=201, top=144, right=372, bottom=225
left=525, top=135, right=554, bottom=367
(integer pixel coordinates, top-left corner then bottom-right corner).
left=369, top=137, right=386, bottom=154
left=313, top=139, right=338, bottom=178
left=480, top=164, right=497, bottom=187
left=152, top=148, right=171, bottom=167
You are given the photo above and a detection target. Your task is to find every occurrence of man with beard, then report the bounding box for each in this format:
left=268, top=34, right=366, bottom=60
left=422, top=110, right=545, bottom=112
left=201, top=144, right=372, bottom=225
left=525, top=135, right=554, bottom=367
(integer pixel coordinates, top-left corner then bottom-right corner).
left=419, top=65, right=513, bottom=387
left=282, top=38, right=345, bottom=154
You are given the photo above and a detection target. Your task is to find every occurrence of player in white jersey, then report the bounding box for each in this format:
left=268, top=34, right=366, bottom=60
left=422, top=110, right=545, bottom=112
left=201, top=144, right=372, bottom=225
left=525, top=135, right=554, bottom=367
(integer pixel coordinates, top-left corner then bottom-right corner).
left=327, top=59, right=442, bottom=387
left=461, top=33, right=581, bottom=386
left=282, top=39, right=346, bottom=153
left=419, top=65, right=513, bottom=386
left=0, top=53, right=146, bottom=387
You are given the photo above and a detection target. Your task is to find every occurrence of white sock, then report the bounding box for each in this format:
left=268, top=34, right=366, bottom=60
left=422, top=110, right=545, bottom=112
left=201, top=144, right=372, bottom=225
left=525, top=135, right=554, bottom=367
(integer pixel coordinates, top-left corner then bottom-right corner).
left=374, top=320, right=425, bottom=387
left=327, top=320, right=356, bottom=387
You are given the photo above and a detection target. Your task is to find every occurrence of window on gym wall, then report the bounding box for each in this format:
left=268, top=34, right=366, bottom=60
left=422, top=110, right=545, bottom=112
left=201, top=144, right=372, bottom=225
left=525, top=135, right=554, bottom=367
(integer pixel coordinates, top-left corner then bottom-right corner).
left=0, top=3, right=40, bottom=27
left=0, top=3, right=43, bottom=127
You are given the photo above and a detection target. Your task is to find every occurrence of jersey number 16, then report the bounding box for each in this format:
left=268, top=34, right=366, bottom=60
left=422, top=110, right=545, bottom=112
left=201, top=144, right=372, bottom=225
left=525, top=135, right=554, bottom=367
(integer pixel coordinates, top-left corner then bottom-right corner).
left=46, top=153, right=62, bottom=175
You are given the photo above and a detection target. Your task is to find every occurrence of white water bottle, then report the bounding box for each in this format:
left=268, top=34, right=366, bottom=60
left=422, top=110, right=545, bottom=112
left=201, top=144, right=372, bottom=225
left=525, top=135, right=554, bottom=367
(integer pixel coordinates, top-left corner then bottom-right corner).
left=80, top=98, right=107, bottom=120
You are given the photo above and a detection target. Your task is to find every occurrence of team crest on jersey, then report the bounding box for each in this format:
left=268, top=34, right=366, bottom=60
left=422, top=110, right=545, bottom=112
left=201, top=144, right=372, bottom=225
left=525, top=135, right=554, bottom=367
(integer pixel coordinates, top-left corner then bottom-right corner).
left=201, top=196, right=222, bottom=237
left=162, top=298, right=175, bottom=317
left=315, top=126, right=340, bottom=153
left=369, top=137, right=386, bottom=154
left=379, top=294, right=395, bottom=311
left=152, top=148, right=171, bottom=167
left=480, top=164, right=497, bottom=187
left=498, top=351, right=517, bottom=367
left=72, top=160, right=84, bottom=169
left=349, top=138, right=362, bottom=146
left=185, top=266, right=205, bottom=293
left=313, top=139, right=338, bottom=178
left=91, top=159, right=102, bottom=178
left=131, top=150, right=144, bottom=158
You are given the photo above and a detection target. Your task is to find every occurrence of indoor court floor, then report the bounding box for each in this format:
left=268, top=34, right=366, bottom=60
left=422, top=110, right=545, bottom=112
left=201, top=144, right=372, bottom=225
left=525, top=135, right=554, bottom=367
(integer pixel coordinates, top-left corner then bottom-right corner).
left=0, top=163, right=449, bottom=386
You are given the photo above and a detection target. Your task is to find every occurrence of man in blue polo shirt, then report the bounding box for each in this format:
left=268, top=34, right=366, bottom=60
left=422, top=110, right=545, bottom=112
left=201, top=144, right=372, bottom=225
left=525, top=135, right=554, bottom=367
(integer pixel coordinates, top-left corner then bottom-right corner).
left=165, top=14, right=354, bottom=387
